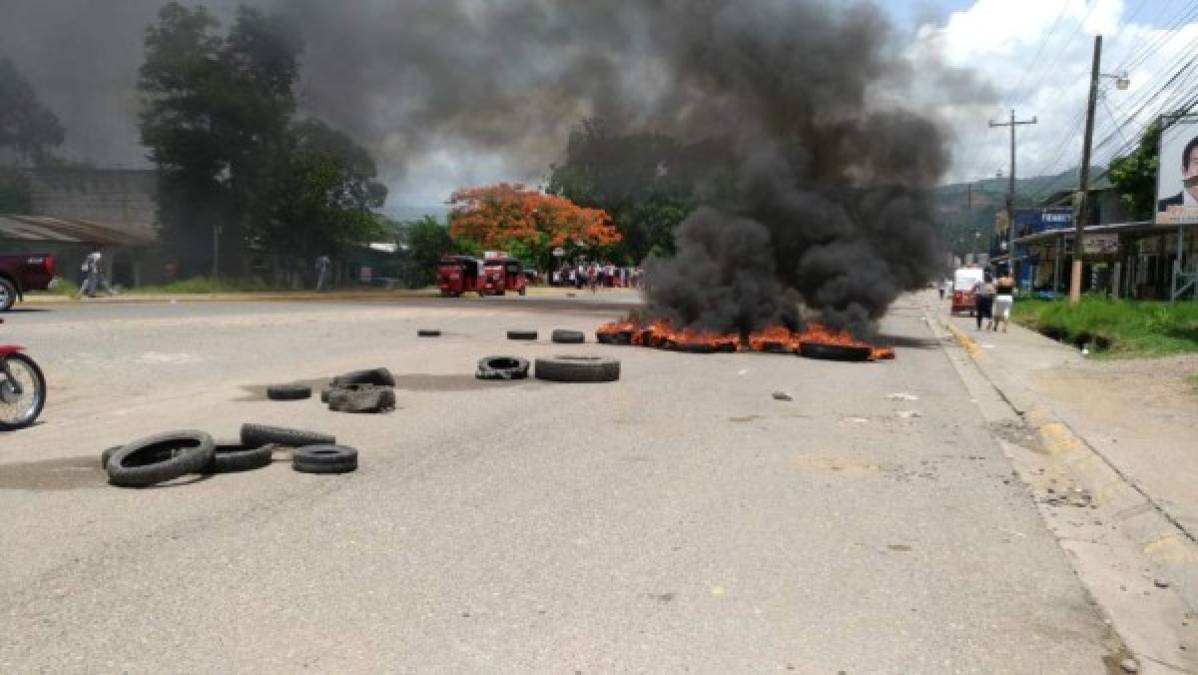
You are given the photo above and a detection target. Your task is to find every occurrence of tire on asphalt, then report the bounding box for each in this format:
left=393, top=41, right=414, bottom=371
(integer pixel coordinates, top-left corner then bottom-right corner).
left=596, top=331, right=632, bottom=345
left=506, top=330, right=537, bottom=341
left=327, top=384, right=396, bottom=413
left=293, top=444, right=358, bottom=474
left=417, top=329, right=442, bottom=337
left=534, top=355, right=620, bottom=383
left=320, top=387, right=332, bottom=403
left=0, top=277, right=16, bottom=312
left=208, top=440, right=275, bottom=473
left=330, top=367, right=395, bottom=388
left=106, top=430, right=215, bottom=488
left=475, top=355, right=530, bottom=380
left=551, top=329, right=585, bottom=344
left=240, top=423, right=335, bottom=448
left=266, top=384, right=312, bottom=401
left=796, top=342, right=872, bottom=362
left=100, top=444, right=123, bottom=468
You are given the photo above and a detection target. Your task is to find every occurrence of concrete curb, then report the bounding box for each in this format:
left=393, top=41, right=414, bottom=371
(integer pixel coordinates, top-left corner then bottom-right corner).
left=940, top=318, right=1198, bottom=618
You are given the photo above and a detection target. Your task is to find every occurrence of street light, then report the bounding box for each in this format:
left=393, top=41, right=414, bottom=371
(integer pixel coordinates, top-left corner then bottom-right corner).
left=1102, top=71, right=1131, bottom=90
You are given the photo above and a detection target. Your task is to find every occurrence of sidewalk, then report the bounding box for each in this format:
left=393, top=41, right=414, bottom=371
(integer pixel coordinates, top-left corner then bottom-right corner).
left=940, top=307, right=1198, bottom=543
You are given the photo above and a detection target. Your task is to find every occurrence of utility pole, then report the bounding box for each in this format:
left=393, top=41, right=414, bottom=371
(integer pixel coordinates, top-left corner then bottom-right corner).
left=1070, top=35, right=1103, bottom=304
left=990, top=110, right=1037, bottom=279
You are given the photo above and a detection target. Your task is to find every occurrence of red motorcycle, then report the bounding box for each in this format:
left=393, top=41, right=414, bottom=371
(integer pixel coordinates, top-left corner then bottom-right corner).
left=0, top=318, right=45, bottom=430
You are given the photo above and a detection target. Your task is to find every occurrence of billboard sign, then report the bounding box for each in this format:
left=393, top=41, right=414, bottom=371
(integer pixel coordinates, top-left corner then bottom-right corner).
left=1156, top=114, right=1198, bottom=225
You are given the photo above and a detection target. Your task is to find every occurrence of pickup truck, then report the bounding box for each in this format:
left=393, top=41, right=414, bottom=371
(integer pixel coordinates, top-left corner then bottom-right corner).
left=0, top=253, right=56, bottom=311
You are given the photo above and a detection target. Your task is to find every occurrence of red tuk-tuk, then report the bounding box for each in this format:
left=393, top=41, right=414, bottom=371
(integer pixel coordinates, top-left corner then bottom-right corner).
left=481, top=253, right=527, bottom=296
left=438, top=255, right=484, bottom=297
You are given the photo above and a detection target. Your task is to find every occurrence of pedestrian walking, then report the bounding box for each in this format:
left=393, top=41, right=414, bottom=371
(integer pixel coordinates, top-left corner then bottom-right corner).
left=939, top=277, right=951, bottom=300
left=75, top=246, right=115, bottom=298
left=315, top=255, right=332, bottom=291
left=973, top=271, right=996, bottom=331
left=993, top=269, right=1016, bottom=332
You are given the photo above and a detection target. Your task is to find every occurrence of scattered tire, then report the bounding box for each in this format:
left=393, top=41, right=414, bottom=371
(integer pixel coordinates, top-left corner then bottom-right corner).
left=266, top=384, right=312, bottom=401
left=596, top=331, right=632, bottom=345
left=475, top=355, right=530, bottom=380
left=106, top=430, right=215, bottom=488
left=534, top=355, right=620, bottom=383
left=100, top=444, right=123, bottom=468
left=506, top=330, right=537, bottom=341
left=327, top=384, right=396, bottom=413
left=241, top=423, right=335, bottom=448
left=331, top=367, right=395, bottom=387
left=293, top=444, right=358, bottom=474
left=205, top=440, right=275, bottom=473
left=551, top=329, right=585, bottom=344
left=417, top=329, right=442, bottom=337
left=320, top=387, right=332, bottom=403
left=797, top=342, right=872, bottom=362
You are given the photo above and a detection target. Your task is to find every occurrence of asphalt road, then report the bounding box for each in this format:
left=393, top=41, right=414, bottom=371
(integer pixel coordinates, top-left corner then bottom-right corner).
left=0, top=292, right=1117, bottom=672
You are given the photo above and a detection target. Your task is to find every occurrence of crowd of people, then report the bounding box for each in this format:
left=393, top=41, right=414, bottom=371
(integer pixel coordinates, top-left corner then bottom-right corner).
left=550, top=262, right=643, bottom=291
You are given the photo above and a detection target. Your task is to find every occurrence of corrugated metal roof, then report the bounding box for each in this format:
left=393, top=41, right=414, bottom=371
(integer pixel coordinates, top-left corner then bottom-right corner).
left=0, top=214, right=157, bottom=246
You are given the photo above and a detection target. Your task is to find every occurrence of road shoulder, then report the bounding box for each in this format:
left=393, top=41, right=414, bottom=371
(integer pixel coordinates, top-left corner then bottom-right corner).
left=925, top=295, right=1197, bottom=673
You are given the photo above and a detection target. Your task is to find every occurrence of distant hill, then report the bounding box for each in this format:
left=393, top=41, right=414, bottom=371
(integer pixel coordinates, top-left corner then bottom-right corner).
left=932, top=166, right=1111, bottom=257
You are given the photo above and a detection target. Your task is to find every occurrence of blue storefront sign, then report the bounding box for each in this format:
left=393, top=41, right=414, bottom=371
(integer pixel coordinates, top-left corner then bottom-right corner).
left=1014, top=208, right=1073, bottom=237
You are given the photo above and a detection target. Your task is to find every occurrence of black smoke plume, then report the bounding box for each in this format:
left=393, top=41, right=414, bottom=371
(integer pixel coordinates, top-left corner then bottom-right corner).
left=3, top=0, right=985, bottom=332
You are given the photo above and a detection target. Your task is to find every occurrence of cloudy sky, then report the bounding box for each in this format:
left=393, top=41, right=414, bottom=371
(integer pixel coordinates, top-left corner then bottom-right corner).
left=1, top=0, right=1195, bottom=206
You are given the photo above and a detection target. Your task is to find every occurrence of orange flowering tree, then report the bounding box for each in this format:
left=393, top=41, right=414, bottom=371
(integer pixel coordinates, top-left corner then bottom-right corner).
left=448, top=183, right=619, bottom=271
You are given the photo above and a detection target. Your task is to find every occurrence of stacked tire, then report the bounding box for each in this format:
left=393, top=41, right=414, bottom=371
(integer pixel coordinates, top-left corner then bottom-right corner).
left=103, top=423, right=356, bottom=488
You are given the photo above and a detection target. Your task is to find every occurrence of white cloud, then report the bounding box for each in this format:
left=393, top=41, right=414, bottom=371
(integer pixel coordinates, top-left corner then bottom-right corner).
left=917, top=0, right=1198, bottom=185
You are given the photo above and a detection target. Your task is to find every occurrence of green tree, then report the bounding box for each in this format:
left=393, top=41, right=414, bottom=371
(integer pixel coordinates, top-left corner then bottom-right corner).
left=399, top=215, right=455, bottom=286
left=270, top=119, right=388, bottom=262
left=138, top=2, right=301, bottom=276
left=0, top=58, right=65, bottom=165
left=1108, top=120, right=1162, bottom=221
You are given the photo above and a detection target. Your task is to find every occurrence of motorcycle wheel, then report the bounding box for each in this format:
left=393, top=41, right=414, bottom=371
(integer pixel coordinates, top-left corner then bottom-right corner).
left=0, top=353, right=46, bottom=430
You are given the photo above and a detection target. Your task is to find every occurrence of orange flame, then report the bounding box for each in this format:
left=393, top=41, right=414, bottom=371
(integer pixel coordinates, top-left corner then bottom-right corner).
left=596, top=318, right=894, bottom=360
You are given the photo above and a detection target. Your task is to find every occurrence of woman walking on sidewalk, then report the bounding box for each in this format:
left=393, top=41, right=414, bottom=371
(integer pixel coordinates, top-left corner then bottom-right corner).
left=973, top=271, right=996, bottom=331
left=993, top=269, right=1016, bottom=332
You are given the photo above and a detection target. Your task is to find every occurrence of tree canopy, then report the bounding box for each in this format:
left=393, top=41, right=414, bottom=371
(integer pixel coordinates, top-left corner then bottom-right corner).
left=448, top=183, right=618, bottom=271
left=138, top=2, right=383, bottom=278
left=1108, top=120, right=1161, bottom=222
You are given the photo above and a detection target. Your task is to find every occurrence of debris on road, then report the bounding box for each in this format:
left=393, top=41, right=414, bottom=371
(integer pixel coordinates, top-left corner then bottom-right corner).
left=417, top=329, right=441, bottom=337
left=476, top=355, right=530, bottom=380
left=106, top=430, right=215, bottom=488
left=327, top=384, right=396, bottom=413
left=772, top=391, right=793, bottom=401
left=331, top=367, right=395, bottom=388
left=551, top=328, right=586, bottom=344
left=1120, top=656, right=1139, bottom=673
left=885, top=393, right=919, bottom=401
left=292, top=444, right=358, bottom=474
left=1154, top=578, right=1171, bottom=589
left=896, top=410, right=922, bottom=419
left=534, top=355, right=620, bottom=383
left=242, top=423, right=334, bottom=448
left=266, top=383, right=312, bottom=401
left=506, top=329, right=538, bottom=341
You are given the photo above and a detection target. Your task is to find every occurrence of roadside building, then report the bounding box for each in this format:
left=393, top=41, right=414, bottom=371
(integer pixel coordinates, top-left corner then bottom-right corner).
left=1008, top=183, right=1197, bottom=299
left=0, top=168, right=163, bottom=286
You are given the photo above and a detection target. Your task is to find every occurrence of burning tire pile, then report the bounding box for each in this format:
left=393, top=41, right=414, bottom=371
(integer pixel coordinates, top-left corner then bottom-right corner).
left=595, top=319, right=894, bottom=362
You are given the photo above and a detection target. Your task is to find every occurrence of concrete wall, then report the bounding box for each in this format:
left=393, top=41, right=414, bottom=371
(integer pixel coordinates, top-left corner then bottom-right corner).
left=28, top=168, right=156, bottom=225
